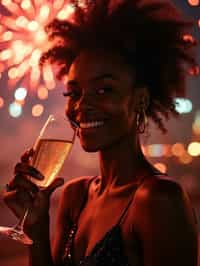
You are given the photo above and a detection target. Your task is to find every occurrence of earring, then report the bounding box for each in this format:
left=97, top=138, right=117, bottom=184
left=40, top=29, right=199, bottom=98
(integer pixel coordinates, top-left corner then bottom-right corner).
left=136, top=104, right=148, bottom=134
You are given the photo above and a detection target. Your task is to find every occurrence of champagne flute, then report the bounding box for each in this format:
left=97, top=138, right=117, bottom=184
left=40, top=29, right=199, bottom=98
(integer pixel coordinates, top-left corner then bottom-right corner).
left=0, top=114, right=78, bottom=245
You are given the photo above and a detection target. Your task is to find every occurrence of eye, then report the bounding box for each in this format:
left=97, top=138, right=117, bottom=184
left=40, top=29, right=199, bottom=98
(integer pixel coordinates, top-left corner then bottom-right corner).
left=62, top=90, right=80, bottom=99
left=96, top=87, right=113, bottom=95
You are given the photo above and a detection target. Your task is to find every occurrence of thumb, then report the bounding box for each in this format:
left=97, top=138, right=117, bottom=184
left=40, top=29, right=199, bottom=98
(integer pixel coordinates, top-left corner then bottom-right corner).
left=44, top=177, right=64, bottom=197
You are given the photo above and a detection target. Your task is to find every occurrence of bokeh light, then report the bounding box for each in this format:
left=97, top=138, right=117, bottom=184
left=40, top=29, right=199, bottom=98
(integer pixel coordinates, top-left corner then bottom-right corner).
left=14, top=87, right=27, bottom=101
left=32, top=104, right=44, bottom=117
left=9, top=102, right=22, bottom=117
left=37, top=85, right=48, bottom=100
left=188, top=142, right=200, bottom=156
left=187, top=0, right=199, bottom=6
left=171, top=143, right=185, bottom=157
left=174, top=98, right=193, bottom=114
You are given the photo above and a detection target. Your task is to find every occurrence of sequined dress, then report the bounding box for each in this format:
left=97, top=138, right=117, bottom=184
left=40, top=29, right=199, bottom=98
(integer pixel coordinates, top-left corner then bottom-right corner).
left=62, top=176, right=144, bottom=266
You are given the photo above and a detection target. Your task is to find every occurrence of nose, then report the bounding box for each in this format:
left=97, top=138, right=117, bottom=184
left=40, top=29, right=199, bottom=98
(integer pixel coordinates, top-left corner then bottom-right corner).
left=66, top=92, right=96, bottom=122
left=74, top=92, right=95, bottom=113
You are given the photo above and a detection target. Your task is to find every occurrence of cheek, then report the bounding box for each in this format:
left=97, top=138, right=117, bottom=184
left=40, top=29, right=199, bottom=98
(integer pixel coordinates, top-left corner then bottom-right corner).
left=103, top=100, right=134, bottom=132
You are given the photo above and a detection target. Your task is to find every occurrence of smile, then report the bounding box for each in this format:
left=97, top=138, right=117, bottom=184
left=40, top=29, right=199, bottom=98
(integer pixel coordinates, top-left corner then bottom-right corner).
left=80, top=121, right=105, bottom=129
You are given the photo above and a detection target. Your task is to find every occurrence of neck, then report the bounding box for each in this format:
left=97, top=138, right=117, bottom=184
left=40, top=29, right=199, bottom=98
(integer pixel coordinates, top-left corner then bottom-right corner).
left=97, top=133, right=154, bottom=195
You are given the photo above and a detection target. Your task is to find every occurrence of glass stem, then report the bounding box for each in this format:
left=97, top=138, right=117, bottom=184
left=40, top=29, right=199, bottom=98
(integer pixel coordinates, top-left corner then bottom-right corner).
left=14, top=209, right=29, bottom=232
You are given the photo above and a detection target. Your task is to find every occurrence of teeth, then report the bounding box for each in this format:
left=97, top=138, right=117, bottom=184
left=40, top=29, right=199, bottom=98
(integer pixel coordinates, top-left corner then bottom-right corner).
left=80, top=121, right=104, bottom=129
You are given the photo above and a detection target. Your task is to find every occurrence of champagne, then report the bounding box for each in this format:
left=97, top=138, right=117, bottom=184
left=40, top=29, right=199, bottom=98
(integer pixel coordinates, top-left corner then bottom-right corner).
left=30, top=138, right=73, bottom=187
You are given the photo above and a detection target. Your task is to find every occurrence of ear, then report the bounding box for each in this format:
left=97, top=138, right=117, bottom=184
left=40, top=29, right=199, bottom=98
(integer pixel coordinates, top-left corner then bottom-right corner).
left=134, top=87, right=150, bottom=110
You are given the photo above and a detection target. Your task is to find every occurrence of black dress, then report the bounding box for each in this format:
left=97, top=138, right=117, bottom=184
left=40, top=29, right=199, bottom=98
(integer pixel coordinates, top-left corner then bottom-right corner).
left=62, top=176, right=145, bottom=266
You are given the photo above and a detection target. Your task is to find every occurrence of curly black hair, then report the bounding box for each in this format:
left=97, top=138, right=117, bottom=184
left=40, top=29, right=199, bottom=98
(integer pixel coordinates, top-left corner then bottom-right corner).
left=40, top=0, right=198, bottom=133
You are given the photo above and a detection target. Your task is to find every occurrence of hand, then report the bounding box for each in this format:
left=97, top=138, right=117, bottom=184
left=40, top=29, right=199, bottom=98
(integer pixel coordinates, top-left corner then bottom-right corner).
left=3, top=149, right=64, bottom=237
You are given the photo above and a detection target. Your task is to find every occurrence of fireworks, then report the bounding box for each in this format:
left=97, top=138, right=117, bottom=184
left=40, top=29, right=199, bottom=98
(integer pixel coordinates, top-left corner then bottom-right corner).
left=0, top=0, right=75, bottom=92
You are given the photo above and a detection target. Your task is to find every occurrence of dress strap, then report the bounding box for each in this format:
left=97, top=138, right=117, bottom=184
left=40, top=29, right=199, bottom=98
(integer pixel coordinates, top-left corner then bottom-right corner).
left=74, top=175, right=98, bottom=224
left=117, top=176, right=146, bottom=226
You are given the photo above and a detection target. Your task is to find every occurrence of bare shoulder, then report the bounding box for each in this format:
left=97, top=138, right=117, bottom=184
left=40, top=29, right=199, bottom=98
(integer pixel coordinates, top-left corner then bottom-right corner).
left=132, top=175, right=198, bottom=266
left=132, top=175, right=197, bottom=222
left=62, top=176, right=93, bottom=199
left=134, top=175, right=192, bottom=208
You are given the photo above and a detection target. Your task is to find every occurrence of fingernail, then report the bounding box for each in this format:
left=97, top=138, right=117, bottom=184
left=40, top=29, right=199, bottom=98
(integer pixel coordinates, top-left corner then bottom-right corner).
left=30, top=169, right=44, bottom=180
left=36, top=172, right=44, bottom=180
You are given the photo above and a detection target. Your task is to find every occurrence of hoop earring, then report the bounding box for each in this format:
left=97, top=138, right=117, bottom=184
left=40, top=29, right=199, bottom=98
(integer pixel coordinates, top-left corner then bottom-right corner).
left=136, top=106, right=148, bottom=134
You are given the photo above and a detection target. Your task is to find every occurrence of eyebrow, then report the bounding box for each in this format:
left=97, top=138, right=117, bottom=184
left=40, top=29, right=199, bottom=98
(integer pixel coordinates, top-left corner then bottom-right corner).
left=67, top=73, right=118, bottom=86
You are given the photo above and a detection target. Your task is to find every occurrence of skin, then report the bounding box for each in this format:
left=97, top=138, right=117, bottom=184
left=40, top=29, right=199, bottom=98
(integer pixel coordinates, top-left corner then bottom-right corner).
left=3, top=49, right=198, bottom=266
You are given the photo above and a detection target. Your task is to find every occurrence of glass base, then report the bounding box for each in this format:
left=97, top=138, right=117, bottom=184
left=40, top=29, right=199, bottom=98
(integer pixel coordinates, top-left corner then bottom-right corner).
left=0, top=226, right=33, bottom=245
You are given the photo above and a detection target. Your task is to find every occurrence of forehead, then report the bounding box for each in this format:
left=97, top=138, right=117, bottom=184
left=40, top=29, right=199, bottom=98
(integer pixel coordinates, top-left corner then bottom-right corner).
left=67, top=49, right=135, bottom=84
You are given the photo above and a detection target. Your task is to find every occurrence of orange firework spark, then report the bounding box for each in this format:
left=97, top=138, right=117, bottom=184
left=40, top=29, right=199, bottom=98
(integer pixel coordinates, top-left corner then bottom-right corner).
left=0, top=0, right=75, bottom=92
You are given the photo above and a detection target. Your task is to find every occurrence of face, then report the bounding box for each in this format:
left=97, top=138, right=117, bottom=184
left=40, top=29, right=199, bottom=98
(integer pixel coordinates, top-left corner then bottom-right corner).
left=64, top=49, right=140, bottom=152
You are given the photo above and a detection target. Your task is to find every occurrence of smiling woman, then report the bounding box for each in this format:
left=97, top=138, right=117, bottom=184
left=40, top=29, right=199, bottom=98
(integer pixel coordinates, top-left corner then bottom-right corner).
left=63, top=49, right=139, bottom=153
left=3, top=1, right=199, bottom=266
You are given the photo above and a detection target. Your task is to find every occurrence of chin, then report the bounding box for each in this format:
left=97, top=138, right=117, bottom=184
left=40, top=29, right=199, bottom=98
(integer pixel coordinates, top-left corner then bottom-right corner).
left=80, top=131, right=130, bottom=153
left=80, top=138, right=121, bottom=153
left=80, top=141, right=101, bottom=152
left=82, top=146, right=99, bottom=153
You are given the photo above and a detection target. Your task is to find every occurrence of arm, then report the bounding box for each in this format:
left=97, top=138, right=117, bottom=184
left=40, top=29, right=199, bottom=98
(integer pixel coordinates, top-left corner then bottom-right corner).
left=28, top=176, right=89, bottom=266
left=133, top=177, right=198, bottom=266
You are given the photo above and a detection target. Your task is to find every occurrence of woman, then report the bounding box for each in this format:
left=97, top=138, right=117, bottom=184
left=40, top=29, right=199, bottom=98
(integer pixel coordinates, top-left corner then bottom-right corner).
left=4, top=1, right=198, bottom=266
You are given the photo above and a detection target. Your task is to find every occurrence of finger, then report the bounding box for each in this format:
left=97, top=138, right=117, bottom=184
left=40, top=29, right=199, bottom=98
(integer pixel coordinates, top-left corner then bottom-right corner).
left=14, top=163, right=44, bottom=180
left=43, top=178, right=64, bottom=197
left=8, top=174, right=39, bottom=194
left=4, top=187, right=36, bottom=215
left=15, top=188, right=35, bottom=209
left=20, top=148, right=34, bottom=163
